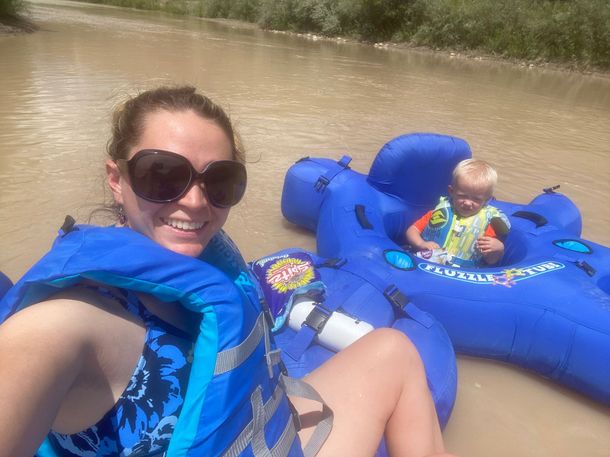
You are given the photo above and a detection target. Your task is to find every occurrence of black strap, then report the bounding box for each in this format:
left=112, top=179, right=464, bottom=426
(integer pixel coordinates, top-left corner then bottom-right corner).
left=512, top=210, right=548, bottom=228
left=383, top=285, right=409, bottom=311
left=355, top=204, right=373, bottom=229
left=59, top=215, right=78, bottom=237
left=543, top=184, right=561, bottom=194
left=316, top=258, right=346, bottom=269
left=575, top=260, right=596, bottom=277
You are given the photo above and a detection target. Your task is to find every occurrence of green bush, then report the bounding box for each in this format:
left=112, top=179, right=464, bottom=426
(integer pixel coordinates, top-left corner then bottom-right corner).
left=200, top=0, right=260, bottom=22
left=405, top=0, right=609, bottom=68
left=74, top=0, right=610, bottom=70
left=0, top=0, right=26, bottom=17
left=82, top=0, right=160, bottom=10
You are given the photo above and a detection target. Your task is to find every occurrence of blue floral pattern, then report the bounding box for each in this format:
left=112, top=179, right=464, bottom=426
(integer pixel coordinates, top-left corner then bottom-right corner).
left=48, top=290, right=194, bottom=456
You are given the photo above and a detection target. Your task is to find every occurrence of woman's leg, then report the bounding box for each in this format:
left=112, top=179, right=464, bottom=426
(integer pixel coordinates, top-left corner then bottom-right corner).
left=291, top=328, right=448, bottom=457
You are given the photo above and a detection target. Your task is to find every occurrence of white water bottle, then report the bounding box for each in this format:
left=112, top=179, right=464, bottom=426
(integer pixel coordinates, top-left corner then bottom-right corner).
left=287, top=297, right=374, bottom=352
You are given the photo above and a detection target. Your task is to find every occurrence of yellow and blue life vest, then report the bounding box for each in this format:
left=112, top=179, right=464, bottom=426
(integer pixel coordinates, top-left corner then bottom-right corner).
left=421, top=197, right=510, bottom=267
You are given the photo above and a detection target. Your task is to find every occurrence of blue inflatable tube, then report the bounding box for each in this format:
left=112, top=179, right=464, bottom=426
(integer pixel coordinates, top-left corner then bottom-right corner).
left=0, top=271, right=12, bottom=301
left=280, top=132, right=610, bottom=405
left=250, top=248, right=458, bottom=431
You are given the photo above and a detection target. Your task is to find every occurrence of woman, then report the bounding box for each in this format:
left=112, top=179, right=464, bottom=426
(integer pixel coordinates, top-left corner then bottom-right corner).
left=0, top=86, right=454, bottom=457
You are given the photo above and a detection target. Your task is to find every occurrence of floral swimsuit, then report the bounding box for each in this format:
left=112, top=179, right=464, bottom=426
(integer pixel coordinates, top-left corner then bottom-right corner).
left=46, top=289, right=195, bottom=456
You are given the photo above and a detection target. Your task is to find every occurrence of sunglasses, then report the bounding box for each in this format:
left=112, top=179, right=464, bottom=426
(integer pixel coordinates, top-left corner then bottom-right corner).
left=117, top=149, right=247, bottom=208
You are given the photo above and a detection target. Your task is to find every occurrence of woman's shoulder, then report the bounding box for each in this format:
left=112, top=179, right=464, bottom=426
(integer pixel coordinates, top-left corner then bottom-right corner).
left=0, top=287, right=147, bottom=449
left=0, top=286, right=144, bottom=358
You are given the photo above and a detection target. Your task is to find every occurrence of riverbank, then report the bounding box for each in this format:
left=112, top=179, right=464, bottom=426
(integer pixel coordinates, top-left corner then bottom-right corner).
left=74, top=0, right=609, bottom=73
left=267, top=28, right=610, bottom=78
left=0, top=14, right=37, bottom=33
left=3, top=0, right=608, bottom=75
left=0, top=0, right=37, bottom=32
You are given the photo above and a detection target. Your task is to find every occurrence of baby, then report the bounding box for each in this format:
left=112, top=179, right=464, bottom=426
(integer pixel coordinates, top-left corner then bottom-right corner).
left=405, top=159, right=510, bottom=267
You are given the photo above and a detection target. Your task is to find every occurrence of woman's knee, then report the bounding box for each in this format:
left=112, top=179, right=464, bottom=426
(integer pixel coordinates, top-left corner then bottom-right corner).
left=363, top=328, right=424, bottom=372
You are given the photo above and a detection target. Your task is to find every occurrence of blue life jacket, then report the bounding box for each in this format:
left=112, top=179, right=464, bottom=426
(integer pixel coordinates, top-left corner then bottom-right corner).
left=0, top=225, right=328, bottom=457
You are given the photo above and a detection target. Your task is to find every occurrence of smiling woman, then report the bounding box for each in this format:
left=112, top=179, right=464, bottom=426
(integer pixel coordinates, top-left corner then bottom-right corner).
left=107, top=108, right=237, bottom=257
left=104, top=85, right=246, bottom=257
left=0, top=85, right=455, bottom=457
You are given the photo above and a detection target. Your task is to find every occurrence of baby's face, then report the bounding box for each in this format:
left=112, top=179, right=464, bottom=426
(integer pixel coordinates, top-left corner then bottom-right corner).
left=449, top=178, right=492, bottom=218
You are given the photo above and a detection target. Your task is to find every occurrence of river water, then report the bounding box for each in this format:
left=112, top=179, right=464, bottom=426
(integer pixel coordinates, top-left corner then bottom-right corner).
left=1, top=1, right=609, bottom=455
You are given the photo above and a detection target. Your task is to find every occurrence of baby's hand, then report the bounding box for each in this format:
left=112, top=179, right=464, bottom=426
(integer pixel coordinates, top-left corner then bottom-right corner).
left=476, top=236, right=504, bottom=264
left=421, top=241, right=441, bottom=251
left=476, top=236, right=501, bottom=254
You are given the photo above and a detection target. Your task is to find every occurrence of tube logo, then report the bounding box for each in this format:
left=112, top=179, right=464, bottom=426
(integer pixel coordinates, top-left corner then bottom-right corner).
left=417, top=261, right=565, bottom=287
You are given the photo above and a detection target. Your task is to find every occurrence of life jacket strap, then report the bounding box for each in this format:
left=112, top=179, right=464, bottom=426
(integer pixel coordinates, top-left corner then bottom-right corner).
left=221, top=383, right=296, bottom=457
left=263, top=315, right=283, bottom=378
left=280, top=374, right=333, bottom=457
left=215, top=313, right=266, bottom=375
left=220, top=374, right=334, bottom=457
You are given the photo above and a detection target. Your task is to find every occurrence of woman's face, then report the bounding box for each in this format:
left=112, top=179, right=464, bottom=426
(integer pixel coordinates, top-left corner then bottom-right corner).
left=107, top=109, right=234, bottom=257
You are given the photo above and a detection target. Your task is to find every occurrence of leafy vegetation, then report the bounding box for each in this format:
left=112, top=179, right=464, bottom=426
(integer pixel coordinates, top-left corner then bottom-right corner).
left=78, top=0, right=610, bottom=70
left=0, top=0, right=26, bottom=17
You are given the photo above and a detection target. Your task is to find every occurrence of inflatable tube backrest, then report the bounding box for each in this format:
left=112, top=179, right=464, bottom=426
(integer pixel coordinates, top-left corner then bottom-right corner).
left=367, top=133, right=471, bottom=214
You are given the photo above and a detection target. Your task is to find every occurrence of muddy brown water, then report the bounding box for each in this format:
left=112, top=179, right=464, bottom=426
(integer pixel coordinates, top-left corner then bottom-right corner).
left=1, top=1, right=609, bottom=455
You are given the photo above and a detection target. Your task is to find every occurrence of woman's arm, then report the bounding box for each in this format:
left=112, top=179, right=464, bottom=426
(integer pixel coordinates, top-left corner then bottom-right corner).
left=0, top=292, right=145, bottom=457
left=0, top=302, right=88, bottom=457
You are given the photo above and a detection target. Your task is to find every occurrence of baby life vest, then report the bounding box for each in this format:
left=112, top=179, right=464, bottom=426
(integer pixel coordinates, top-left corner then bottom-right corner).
left=0, top=224, right=330, bottom=457
left=420, top=197, right=510, bottom=267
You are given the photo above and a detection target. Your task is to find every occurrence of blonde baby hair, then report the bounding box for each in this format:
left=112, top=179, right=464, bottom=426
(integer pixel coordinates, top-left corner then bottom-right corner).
left=452, top=159, right=498, bottom=195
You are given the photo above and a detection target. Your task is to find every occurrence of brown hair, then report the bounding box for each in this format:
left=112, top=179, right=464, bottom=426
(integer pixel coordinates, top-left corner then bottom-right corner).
left=107, top=85, right=244, bottom=163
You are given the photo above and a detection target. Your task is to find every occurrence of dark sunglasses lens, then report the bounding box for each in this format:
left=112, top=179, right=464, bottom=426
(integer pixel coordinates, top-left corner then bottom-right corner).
left=130, top=153, right=191, bottom=202
left=204, top=162, right=247, bottom=207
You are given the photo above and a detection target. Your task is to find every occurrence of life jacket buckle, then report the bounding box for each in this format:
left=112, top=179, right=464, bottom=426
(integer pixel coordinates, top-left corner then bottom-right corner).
left=265, top=349, right=282, bottom=378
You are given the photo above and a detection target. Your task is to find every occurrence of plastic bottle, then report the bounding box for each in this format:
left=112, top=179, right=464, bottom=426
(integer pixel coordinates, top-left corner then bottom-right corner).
left=287, top=297, right=374, bottom=352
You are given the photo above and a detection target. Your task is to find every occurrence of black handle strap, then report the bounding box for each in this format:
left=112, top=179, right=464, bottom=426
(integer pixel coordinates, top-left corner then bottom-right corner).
left=512, top=211, right=548, bottom=228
